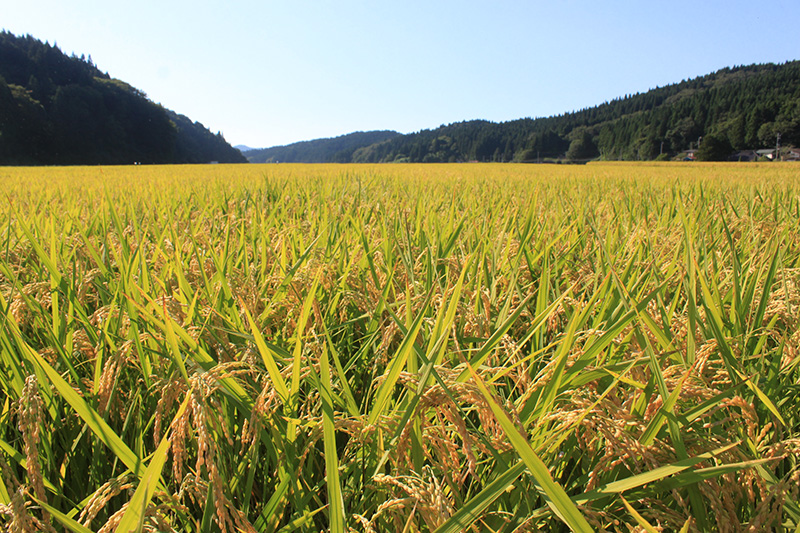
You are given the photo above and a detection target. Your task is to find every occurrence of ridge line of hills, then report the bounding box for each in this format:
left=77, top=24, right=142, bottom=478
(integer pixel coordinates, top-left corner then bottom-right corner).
left=247, top=61, right=800, bottom=164
left=244, top=131, right=401, bottom=163
left=2, top=29, right=798, bottom=166
left=0, top=31, right=246, bottom=165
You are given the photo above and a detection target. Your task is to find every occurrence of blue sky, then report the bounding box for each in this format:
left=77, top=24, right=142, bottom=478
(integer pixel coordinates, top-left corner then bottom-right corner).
left=4, top=1, right=799, bottom=148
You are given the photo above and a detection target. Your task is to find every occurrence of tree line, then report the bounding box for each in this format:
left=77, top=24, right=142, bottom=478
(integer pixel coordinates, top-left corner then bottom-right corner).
left=348, top=62, right=800, bottom=163
left=245, top=131, right=400, bottom=163
left=5, top=28, right=797, bottom=166
left=247, top=61, right=800, bottom=164
left=0, top=31, right=246, bottom=165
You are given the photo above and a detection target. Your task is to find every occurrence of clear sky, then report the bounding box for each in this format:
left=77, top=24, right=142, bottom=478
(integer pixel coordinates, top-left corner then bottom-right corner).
left=4, top=1, right=799, bottom=149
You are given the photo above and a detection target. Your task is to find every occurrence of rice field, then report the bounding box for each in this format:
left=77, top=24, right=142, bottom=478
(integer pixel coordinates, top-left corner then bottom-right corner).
left=1, top=162, right=799, bottom=532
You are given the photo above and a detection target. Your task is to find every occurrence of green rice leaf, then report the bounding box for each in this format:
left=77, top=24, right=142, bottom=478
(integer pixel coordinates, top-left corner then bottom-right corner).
left=367, top=290, right=430, bottom=426
left=116, top=393, right=190, bottom=532
left=620, top=496, right=659, bottom=533
left=467, top=364, right=592, bottom=532
left=433, top=462, right=527, bottom=533
left=242, top=302, right=290, bottom=404
left=34, top=500, right=94, bottom=533
left=320, top=346, right=346, bottom=532
left=21, top=330, right=144, bottom=477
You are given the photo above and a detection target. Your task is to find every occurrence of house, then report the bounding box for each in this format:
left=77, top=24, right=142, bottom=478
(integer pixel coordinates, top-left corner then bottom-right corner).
left=786, top=149, right=800, bottom=162
left=756, top=149, right=776, bottom=160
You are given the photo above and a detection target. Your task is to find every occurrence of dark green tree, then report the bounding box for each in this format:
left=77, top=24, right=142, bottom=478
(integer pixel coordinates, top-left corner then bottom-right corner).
left=696, top=134, right=733, bottom=161
left=566, top=130, right=599, bottom=161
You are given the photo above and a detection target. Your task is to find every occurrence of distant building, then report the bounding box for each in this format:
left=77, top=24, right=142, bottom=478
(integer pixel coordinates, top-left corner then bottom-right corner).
left=756, top=149, right=776, bottom=160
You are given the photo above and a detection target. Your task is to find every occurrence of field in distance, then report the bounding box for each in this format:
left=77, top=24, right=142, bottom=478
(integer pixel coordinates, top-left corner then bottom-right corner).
left=1, top=162, right=799, bottom=531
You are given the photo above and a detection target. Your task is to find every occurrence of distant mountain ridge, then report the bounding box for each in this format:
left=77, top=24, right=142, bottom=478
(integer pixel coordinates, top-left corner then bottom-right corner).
left=250, top=61, right=800, bottom=163
left=4, top=29, right=797, bottom=165
left=0, top=31, right=246, bottom=165
left=245, top=131, right=400, bottom=163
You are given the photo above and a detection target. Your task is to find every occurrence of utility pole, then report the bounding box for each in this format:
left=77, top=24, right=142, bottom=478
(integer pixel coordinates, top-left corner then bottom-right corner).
left=777, top=133, right=782, bottom=161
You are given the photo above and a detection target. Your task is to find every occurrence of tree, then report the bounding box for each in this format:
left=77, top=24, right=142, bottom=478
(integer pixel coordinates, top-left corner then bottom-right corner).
left=666, top=117, right=699, bottom=153
left=566, top=130, right=599, bottom=161
left=695, top=134, right=733, bottom=161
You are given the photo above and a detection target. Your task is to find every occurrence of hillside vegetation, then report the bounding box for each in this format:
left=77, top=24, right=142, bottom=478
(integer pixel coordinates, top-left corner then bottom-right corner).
left=0, top=32, right=246, bottom=165
left=250, top=62, right=800, bottom=163
left=245, top=131, right=400, bottom=163
left=4, top=29, right=797, bottom=166
left=357, top=62, right=800, bottom=162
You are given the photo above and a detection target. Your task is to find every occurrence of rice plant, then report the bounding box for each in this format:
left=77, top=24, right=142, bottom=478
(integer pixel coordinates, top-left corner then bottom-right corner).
left=0, top=162, right=799, bottom=532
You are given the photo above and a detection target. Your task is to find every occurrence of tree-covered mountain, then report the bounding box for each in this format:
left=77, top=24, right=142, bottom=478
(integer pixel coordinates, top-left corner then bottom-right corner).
left=7, top=29, right=795, bottom=166
left=351, top=61, right=800, bottom=163
left=249, top=61, right=800, bottom=163
left=375, top=62, right=800, bottom=162
left=245, top=130, right=400, bottom=163
left=0, top=31, right=246, bottom=165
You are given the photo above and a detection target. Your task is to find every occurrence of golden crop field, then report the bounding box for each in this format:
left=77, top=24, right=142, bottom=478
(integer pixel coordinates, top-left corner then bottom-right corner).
left=1, top=162, right=799, bottom=532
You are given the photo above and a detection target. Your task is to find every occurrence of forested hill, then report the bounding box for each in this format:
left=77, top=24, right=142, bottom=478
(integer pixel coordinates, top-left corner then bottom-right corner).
left=245, top=130, right=400, bottom=163
left=0, top=32, right=246, bottom=165
left=355, top=62, right=800, bottom=162
left=254, top=61, right=799, bottom=163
